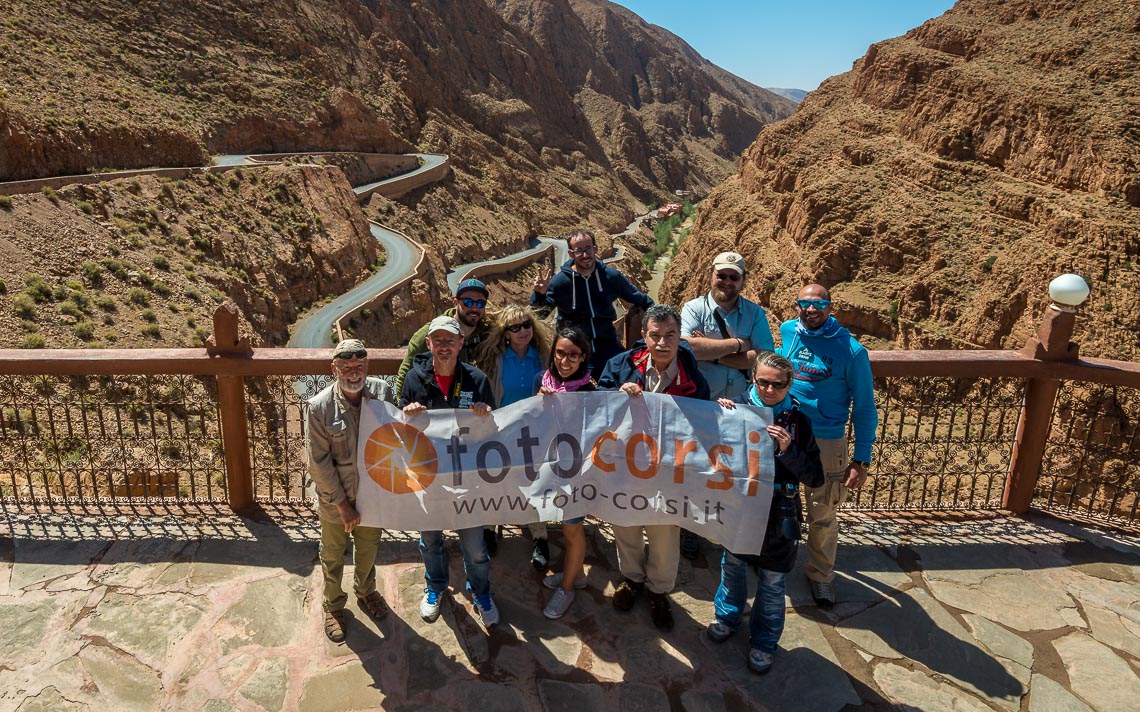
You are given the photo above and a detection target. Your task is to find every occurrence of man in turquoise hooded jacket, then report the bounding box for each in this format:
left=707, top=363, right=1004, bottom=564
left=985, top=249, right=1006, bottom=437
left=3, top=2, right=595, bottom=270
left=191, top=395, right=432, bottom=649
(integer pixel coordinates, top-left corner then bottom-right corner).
left=778, top=284, right=877, bottom=608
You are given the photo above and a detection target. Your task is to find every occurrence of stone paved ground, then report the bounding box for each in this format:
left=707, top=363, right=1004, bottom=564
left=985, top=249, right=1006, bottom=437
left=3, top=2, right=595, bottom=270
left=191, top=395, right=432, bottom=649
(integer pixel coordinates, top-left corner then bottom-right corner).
left=0, top=506, right=1137, bottom=712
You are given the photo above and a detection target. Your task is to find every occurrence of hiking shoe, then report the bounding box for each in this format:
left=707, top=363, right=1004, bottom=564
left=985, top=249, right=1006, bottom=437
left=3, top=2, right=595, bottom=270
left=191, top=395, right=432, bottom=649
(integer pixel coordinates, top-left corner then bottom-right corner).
left=749, top=649, right=774, bottom=674
left=531, top=537, right=550, bottom=570
left=810, top=580, right=835, bottom=609
left=680, top=529, right=701, bottom=560
left=483, top=527, right=498, bottom=558
left=543, top=572, right=588, bottom=590
left=612, top=578, right=643, bottom=611
left=543, top=588, right=575, bottom=619
left=648, top=592, right=674, bottom=631
left=356, top=591, right=390, bottom=621
left=706, top=620, right=733, bottom=643
left=420, top=589, right=444, bottom=622
left=323, top=610, right=346, bottom=644
left=474, top=594, right=500, bottom=627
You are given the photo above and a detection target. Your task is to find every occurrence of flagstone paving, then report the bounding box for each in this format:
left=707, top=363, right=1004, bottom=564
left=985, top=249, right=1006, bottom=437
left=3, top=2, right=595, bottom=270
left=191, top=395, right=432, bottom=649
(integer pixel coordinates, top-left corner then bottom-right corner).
left=0, top=506, right=1136, bottom=711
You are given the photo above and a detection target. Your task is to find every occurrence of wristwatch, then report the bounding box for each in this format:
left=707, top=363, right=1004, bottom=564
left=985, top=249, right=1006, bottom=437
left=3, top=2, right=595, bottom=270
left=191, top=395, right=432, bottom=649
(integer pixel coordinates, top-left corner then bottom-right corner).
left=852, top=460, right=871, bottom=468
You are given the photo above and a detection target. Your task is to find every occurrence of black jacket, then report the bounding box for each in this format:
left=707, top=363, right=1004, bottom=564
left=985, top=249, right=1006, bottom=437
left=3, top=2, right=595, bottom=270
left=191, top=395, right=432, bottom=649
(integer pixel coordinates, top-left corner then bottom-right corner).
left=400, top=352, right=497, bottom=411
left=530, top=259, right=653, bottom=342
left=739, top=403, right=825, bottom=572
left=596, top=340, right=711, bottom=401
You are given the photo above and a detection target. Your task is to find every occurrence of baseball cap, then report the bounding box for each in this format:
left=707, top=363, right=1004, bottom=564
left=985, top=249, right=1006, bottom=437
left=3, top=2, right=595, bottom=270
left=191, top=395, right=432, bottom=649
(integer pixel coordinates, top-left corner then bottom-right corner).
left=333, top=338, right=367, bottom=358
left=427, top=315, right=463, bottom=336
left=454, top=278, right=489, bottom=298
left=713, top=252, right=746, bottom=275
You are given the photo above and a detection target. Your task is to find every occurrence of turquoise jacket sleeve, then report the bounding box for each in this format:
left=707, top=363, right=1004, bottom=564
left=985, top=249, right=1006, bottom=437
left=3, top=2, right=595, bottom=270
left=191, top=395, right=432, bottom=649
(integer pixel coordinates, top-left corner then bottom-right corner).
left=847, top=345, right=878, bottom=462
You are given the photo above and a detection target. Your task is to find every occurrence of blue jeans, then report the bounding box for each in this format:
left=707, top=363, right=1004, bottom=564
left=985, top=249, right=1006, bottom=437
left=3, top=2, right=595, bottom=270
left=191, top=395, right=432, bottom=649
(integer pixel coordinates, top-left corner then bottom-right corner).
left=419, top=527, right=490, bottom=597
left=713, top=551, right=787, bottom=653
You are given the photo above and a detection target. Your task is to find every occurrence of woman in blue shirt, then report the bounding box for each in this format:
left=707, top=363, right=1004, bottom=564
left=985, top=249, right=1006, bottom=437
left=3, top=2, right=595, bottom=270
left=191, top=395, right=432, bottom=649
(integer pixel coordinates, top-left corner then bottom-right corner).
left=476, top=305, right=555, bottom=567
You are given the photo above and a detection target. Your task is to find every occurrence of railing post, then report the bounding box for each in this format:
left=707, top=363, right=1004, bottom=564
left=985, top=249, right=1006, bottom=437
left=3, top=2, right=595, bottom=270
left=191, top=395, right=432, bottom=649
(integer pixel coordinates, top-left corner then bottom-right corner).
left=1003, top=283, right=1085, bottom=513
left=206, top=301, right=255, bottom=511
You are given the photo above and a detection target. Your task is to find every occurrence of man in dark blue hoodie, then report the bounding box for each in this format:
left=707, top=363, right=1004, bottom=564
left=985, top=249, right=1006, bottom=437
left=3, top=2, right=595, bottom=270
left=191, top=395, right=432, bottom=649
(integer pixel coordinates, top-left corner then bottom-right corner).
left=778, top=284, right=878, bottom=609
left=532, top=229, right=654, bottom=376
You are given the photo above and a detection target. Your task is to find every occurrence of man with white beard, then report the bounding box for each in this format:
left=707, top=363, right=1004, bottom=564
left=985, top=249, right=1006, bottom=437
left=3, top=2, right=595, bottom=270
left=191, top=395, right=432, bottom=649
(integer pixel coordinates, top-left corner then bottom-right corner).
left=306, top=338, right=396, bottom=643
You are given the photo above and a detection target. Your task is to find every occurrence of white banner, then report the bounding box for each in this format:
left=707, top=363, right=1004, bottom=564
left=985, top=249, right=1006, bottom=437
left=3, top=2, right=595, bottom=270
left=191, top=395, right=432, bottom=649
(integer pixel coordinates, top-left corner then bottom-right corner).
left=356, top=392, right=776, bottom=554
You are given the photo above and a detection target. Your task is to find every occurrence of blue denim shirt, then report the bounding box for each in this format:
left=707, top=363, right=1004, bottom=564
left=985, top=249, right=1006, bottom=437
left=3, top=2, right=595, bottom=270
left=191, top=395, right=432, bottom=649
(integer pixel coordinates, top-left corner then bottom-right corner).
left=681, top=293, right=775, bottom=400
left=499, top=345, right=543, bottom=406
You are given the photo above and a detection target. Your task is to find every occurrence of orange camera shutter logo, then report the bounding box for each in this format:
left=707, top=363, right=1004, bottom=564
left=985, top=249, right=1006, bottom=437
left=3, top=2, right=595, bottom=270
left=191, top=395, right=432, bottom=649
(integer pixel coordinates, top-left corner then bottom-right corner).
left=364, top=422, right=438, bottom=494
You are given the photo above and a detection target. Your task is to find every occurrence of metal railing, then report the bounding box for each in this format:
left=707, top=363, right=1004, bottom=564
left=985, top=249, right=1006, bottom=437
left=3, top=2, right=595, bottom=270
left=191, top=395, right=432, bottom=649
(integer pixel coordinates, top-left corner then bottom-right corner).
left=1, top=305, right=1137, bottom=528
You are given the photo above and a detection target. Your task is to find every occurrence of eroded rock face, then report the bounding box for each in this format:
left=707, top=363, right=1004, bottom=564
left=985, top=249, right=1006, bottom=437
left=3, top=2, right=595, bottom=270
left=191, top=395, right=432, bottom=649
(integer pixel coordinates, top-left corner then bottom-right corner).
left=662, top=0, right=1140, bottom=361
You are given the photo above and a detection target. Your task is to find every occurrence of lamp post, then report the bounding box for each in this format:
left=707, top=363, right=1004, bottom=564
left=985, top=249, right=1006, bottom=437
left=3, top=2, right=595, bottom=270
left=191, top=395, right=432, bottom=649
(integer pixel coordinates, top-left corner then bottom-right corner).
left=1004, top=274, right=1090, bottom=513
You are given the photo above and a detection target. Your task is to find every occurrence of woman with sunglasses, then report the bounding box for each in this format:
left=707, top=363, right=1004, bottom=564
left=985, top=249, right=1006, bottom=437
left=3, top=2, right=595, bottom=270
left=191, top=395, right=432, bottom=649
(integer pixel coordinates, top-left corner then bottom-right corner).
left=708, top=350, right=824, bottom=675
left=534, top=326, right=595, bottom=619
left=475, top=305, right=555, bottom=568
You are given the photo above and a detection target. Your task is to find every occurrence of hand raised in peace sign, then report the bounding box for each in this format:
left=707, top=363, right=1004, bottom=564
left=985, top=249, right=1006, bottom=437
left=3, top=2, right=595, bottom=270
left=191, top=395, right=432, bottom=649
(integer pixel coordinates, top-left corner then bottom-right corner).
left=533, top=267, right=553, bottom=295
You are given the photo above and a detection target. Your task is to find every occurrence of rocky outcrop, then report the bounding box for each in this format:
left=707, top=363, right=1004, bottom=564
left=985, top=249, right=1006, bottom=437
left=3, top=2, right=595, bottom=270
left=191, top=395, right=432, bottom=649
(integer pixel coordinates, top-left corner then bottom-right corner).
left=662, top=0, right=1140, bottom=362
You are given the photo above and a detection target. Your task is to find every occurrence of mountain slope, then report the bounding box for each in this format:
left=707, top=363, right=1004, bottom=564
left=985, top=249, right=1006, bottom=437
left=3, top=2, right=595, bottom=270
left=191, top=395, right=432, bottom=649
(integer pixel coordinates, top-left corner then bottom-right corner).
left=662, top=0, right=1140, bottom=361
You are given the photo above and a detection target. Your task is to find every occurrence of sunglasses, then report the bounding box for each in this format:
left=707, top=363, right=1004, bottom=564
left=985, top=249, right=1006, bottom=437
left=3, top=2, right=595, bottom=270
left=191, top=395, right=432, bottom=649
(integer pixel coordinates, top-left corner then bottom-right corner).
left=505, top=320, right=533, bottom=333
left=335, top=350, right=368, bottom=360
left=755, top=378, right=790, bottom=390
left=715, top=272, right=741, bottom=282
left=796, top=299, right=830, bottom=310
left=460, top=297, right=487, bottom=309
left=554, top=349, right=584, bottom=362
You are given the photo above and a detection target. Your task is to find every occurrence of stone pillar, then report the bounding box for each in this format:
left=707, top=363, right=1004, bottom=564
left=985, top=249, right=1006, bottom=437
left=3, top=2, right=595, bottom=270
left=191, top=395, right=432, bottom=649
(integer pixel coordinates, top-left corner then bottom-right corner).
left=1003, top=304, right=1080, bottom=512
left=206, top=302, right=256, bottom=511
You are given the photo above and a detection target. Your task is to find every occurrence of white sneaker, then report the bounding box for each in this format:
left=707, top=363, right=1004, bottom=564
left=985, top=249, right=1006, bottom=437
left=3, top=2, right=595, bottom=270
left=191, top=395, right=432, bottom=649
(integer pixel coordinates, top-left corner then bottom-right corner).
left=474, top=594, right=499, bottom=627
left=543, top=588, right=575, bottom=619
left=543, top=572, right=588, bottom=590
left=420, top=590, right=443, bottom=622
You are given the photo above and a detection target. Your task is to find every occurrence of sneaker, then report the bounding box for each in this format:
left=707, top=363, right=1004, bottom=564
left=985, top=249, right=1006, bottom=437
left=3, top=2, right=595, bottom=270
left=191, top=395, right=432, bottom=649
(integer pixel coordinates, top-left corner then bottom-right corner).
left=748, top=648, right=774, bottom=675
left=648, top=592, right=674, bottom=631
left=543, top=572, right=589, bottom=590
left=420, top=589, right=444, bottom=622
left=810, top=580, right=835, bottom=609
left=706, top=620, right=733, bottom=642
left=483, top=527, right=498, bottom=558
left=611, top=578, right=643, bottom=611
left=531, top=538, right=550, bottom=570
left=543, top=588, right=575, bottom=619
left=680, top=529, right=701, bottom=560
left=474, top=594, right=500, bottom=627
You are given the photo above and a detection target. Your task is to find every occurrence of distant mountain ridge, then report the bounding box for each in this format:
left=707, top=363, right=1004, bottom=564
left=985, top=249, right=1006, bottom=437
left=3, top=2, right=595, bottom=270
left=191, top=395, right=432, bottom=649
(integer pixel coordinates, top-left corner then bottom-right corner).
left=764, top=88, right=808, bottom=103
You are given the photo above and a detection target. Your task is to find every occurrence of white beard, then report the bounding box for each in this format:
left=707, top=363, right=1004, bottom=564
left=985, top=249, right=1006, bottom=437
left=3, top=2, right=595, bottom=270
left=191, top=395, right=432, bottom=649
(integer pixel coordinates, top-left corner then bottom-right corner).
left=339, top=376, right=366, bottom=394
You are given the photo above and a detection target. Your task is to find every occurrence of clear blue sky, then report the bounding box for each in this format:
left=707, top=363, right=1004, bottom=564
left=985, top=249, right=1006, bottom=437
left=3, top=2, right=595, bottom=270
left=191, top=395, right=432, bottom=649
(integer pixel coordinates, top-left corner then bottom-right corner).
left=612, top=0, right=957, bottom=91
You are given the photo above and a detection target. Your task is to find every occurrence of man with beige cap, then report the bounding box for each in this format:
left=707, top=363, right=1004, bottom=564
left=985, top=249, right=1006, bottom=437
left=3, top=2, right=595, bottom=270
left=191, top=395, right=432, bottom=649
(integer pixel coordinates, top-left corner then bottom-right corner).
left=306, top=338, right=395, bottom=643
left=679, top=251, right=774, bottom=559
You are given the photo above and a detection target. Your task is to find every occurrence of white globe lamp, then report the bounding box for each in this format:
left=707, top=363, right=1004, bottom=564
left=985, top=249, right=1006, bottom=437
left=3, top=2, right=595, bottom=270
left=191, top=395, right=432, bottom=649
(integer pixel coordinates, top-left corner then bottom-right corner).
left=1048, top=274, right=1089, bottom=313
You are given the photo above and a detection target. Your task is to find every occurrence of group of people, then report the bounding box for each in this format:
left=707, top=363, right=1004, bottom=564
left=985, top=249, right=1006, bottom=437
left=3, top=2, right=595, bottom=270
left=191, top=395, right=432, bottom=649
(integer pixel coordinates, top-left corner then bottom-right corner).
left=305, top=227, right=878, bottom=676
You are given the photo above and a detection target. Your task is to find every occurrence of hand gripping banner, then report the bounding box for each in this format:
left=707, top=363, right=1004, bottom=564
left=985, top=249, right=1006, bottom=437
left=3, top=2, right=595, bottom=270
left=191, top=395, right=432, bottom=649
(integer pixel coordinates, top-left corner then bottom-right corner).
left=356, top=392, right=776, bottom=555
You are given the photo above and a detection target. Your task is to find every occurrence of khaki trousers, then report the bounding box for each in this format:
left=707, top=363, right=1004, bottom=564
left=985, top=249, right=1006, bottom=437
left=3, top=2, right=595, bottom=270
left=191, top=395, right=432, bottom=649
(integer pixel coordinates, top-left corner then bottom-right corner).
left=804, top=438, right=850, bottom=584
left=612, top=524, right=680, bottom=594
left=319, top=516, right=384, bottom=612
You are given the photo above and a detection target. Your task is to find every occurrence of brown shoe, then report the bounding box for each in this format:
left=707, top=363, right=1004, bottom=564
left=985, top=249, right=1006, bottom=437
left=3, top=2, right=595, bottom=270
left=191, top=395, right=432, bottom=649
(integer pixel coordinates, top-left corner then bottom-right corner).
left=648, top=592, right=674, bottom=631
left=612, top=578, right=644, bottom=611
left=357, top=591, right=390, bottom=621
left=324, top=610, right=346, bottom=643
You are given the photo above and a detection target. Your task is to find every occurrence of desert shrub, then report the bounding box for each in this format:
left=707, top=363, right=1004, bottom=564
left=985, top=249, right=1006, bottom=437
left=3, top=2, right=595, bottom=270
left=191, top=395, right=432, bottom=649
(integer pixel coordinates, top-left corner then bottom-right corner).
left=74, top=200, right=94, bottom=214
left=59, top=301, right=83, bottom=318
left=152, top=255, right=170, bottom=271
left=79, top=261, right=103, bottom=285
left=21, top=333, right=45, bottom=349
left=141, top=308, right=157, bottom=323
left=981, top=255, right=997, bottom=273
left=102, top=258, right=129, bottom=280
left=12, top=293, right=36, bottom=318
left=141, top=323, right=162, bottom=338
left=0, top=277, right=6, bottom=293
left=0, top=195, right=12, bottom=210
left=40, top=186, right=59, bottom=204
left=73, top=320, right=95, bottom=340
left=127, top=288, right=149, bottom=306
left=152, top=281, right=172, bottom=297
left=185, top=288, right=201, bottom=302
left=94, top=295, right=117, bottom=312
left=24, top=274, right=52, bottom=302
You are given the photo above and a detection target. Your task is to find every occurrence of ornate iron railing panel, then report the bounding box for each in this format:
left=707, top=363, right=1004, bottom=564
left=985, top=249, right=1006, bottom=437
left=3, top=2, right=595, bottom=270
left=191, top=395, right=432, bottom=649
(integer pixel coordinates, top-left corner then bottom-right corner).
left=1036, top=382, right=1139, bottom=525
left=0, top=374, right=225, bottom=502
left=244, top=375, right=332, bottom=502
left=846, top=376, right=1025, bottom=510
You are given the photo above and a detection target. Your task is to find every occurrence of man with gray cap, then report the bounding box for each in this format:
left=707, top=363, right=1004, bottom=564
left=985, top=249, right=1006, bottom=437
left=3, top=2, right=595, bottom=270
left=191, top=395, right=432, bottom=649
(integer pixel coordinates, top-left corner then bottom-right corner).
left=679, top=251, right=774, bottom=559
left=395, top=278, right=493, bottom=405
left=307, top=338, right=395, bottom=643
left=401, top=315, right=501, bottom=628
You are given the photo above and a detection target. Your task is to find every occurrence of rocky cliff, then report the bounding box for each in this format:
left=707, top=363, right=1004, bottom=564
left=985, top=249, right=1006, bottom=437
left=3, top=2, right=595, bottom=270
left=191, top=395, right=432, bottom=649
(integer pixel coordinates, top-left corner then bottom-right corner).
left=662, top=0, right=1140, bottom=362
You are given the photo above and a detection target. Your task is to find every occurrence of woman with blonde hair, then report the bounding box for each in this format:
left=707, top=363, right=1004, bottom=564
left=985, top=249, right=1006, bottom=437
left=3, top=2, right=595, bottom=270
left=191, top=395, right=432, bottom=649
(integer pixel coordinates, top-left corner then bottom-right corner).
left=475, top=304, right=555, bottom=567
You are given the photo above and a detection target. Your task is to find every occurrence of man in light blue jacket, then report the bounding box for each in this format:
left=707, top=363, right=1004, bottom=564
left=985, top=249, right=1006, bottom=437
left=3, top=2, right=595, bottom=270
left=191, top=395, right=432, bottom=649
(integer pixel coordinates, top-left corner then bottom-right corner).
left=778, top=284, right=877, bottom=609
